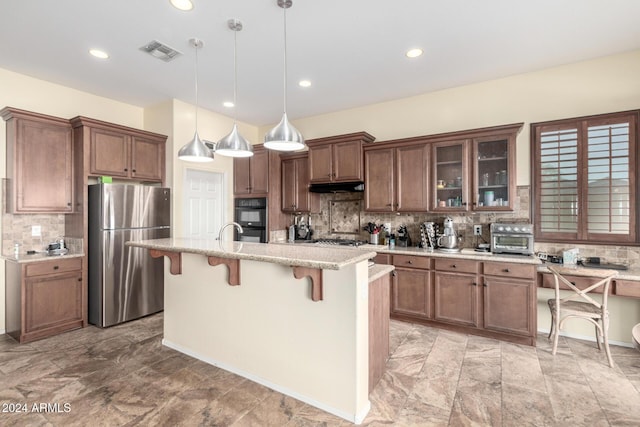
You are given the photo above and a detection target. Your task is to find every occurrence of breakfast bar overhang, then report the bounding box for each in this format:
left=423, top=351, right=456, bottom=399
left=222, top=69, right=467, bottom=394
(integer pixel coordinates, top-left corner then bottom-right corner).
left=127, top=238, right=379, bottom=424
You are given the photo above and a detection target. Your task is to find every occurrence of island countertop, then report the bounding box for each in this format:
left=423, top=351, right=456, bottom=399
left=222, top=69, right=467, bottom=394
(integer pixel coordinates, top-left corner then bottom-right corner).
left=127, top=237, right=376, bottom=270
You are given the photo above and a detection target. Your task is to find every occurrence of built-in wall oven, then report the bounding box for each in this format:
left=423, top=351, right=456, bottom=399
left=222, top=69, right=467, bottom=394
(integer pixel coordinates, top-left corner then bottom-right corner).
left=490, top=223, right=534, bottom=255
left=234, top=198, right=267, bottom=243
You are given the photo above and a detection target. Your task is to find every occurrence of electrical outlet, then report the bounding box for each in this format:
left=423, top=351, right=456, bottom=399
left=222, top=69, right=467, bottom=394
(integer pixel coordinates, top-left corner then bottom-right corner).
left=31, top=225, right=42, bottom=237
left=473, top=225, right=482, bottom=236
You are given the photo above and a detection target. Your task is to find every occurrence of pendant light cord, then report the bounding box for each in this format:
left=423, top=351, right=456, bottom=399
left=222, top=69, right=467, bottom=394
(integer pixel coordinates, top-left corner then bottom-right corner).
left=233, top=24, right=238, bottom=123
left=282, top=4, right=288, bottom=114
left=194, top=41, right=200, bottom=132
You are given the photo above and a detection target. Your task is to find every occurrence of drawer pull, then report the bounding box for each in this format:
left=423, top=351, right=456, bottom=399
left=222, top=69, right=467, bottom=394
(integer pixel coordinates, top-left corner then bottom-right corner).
left=484, top=282, right=488, bottom=287
left=53, top=266, right=59, bottom=270
left=451, top=264, right=457, bottom=268
left=407, top=260, right=413, bottom=264
left=503, top=268, right=510, bottom=273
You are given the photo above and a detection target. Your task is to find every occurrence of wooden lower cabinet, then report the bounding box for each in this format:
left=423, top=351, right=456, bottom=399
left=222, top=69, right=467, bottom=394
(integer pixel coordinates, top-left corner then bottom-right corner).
left=390, top=255, right=537, bottom=346
left=369, top=272, right=391, bottom=392
left=433, top=271, right=479, bottom=327
left=482, top=277, right=535, bottom=337
left=392, top=268, right=432, bottom=318
left=6, top=257, right=85, bottom=343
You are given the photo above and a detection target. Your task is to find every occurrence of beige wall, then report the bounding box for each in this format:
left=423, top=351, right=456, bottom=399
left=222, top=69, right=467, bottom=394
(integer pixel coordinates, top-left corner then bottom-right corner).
left=267, top=49, right=640, bottom=186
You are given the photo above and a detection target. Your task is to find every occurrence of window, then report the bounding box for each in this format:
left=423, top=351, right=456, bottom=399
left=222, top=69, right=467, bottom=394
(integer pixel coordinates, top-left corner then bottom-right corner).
left=532, top=111, right=638, bottom=244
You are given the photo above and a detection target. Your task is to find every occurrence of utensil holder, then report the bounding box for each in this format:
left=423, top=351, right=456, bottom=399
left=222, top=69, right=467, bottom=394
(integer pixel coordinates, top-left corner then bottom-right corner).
left=370, top=233, right=379, bottom=245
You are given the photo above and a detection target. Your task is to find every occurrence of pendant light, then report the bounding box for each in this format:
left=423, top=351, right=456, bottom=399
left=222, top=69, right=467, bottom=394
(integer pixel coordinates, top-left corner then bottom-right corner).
left=215, top=19, right=254, bottom=158
left=263, top=0, right=305, bottom=152
left=178, top=38, right=214, bottom=162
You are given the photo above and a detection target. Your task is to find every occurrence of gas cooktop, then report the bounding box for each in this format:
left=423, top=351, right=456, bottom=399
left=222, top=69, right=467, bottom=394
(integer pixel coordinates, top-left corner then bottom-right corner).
left=313, top=238, right=367, bottom=247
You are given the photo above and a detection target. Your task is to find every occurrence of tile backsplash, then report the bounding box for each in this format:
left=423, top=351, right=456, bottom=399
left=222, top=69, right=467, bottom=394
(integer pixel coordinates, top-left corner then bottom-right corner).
left=302, top=185, right=637, bottom=265
left=309, top=186, right=530, bottom=246
left=2, top=212, right=67, bottom=255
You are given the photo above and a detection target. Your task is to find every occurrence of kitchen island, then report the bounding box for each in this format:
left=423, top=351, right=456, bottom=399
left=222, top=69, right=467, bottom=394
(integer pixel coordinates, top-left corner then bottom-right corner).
left=126, top=238, right=382, bottom=424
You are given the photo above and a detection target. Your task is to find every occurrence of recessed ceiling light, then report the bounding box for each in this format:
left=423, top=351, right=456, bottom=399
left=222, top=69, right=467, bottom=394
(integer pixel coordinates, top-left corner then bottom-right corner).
left=170, top=0, right=193, bottom=11
left=298, top=80, right=311, bottom=88
left=223, top=101, right=235, bottom=108
left=89, top=49, right=109, bottom=59
left=405, top=48, right=423, bottom=58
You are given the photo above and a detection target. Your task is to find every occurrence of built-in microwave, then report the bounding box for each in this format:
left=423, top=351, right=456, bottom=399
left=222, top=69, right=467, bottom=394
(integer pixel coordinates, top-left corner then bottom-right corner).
left=490, top=223, right=534, bottom=255
left=234, top=198, right=267, bottom=243
left=234, top=197, right=267, bottom=228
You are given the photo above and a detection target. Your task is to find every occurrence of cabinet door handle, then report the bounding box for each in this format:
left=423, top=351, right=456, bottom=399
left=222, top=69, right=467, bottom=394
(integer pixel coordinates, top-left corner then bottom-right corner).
left=67, top=202, right=72, bottom=206
left=484, top=282, right=488, bottom=287
left=472, top=282, right=477, bottom=286
left=132, top=169, right=136, bottom=173
left=124, top=168, right=128, bottom=172
left=392, top=271, right=397, bottom=277
left=78, top=278, right=82, bottom=282
left=462, top=202, right=467, bottom=206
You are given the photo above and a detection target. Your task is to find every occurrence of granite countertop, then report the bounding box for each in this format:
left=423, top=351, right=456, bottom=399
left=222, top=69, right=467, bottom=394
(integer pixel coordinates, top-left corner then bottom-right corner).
left=127, top=238, right=375, bottom=270
left=537, top=263, right=640, bottom=282
left=2, top=252, right=85, bottom=263
left=360, top=244, right=542, bottom=265
left=368, top=264, right=395, bottom=283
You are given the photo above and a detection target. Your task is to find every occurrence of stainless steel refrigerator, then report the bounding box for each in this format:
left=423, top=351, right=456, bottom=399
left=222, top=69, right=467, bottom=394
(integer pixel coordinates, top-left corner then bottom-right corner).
left=88, top=184, right=170, bottom=327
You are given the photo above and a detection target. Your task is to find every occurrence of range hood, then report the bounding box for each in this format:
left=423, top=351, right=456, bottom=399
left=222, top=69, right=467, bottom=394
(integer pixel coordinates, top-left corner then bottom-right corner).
left=308, top=181, right=365, bottom=193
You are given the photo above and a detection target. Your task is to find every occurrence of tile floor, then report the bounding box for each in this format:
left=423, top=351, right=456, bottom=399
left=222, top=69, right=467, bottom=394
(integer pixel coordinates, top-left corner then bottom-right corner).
left=1, top=314, right=639, bottom=426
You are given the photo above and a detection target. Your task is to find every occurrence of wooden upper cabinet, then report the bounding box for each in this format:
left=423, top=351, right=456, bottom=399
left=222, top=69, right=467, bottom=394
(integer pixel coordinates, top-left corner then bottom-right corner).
left=131, top=136, right=166, bottom=181
left=281, top=153, right=319, bottom=213
left=1, top=107, right=74, bottom=213
left=396, top=144, right=429, bottom=211
left=364, top=148, right=395, bottom=211
left=71, top=116, right=167, bottom=184
left=364, top=143, right=428, bottom=212
left=333, top=141, right=363, bottom=181
left=233, top=145, right=268, bottom=196
left=308, top=132, right=375, bottom=183
left=308, top=144, right=333, bottom=183
left=90, top=127, right=129, bottom=177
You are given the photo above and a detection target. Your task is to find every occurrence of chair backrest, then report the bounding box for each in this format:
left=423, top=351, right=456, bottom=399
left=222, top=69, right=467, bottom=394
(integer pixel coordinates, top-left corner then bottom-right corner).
left=547, top=266, right=618, bottom=310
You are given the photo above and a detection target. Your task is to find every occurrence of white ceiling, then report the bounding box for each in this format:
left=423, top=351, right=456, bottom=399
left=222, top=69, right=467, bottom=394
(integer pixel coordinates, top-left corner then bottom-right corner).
left=1, top=0, right=640, bottom=126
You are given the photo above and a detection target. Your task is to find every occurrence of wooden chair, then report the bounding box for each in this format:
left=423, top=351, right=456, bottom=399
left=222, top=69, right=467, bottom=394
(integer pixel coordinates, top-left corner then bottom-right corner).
left=547, top=265, right=618, bottom=368
left=633, top=323, right=640, bottom=352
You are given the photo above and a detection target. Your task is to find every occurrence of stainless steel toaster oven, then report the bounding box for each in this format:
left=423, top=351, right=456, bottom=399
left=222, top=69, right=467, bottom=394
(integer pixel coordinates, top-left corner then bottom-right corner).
left=490, top=223, right=534, bottom=255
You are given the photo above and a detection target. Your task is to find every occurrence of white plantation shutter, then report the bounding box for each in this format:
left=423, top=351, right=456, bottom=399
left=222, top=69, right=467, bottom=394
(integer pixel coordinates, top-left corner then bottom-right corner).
left=586, top=123, right=630, bottom=235
left=539, top=128, right=579, bottom=235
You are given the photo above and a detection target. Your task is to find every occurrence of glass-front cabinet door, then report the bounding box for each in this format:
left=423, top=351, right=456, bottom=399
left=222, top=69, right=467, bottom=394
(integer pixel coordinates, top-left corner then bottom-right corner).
left=472, top=135, right=515, bottom=211
left=432, top=140, right=469, bottom=211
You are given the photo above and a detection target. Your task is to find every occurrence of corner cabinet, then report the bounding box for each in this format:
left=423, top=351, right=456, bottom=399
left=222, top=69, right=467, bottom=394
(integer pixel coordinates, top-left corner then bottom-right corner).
left=234, top=145, right=269, bottom=196
left=70, top=116, right=167, bottom=183
left=308, top=132, right=375, bottom=183
left=1, top=107, right=74, bottom=213
left=281, top=153, right=319, bottom=213
left=5, top=257, right=85, bottom=343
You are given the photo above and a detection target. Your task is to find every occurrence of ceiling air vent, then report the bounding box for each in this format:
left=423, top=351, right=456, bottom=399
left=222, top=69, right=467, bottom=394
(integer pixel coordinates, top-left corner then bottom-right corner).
left=139, top=40, right=182, bottom=62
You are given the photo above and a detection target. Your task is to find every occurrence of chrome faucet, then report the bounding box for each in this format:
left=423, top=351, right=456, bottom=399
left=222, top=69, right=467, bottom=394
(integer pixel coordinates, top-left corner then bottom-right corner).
left=218, top=222, right=243, bottom=241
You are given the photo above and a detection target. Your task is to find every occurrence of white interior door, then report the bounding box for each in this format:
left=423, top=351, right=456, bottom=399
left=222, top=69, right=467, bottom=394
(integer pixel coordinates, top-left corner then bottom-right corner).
left=183, top=169, right=225, bottom=238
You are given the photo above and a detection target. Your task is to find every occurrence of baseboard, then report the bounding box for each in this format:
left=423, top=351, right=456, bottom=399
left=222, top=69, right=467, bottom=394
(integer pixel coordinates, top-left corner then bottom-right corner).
left=162, top=338, right=370, bottom=424
left=537, top=328, right=634, bottom=348
left=0, top=329, right=5, bottom=335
